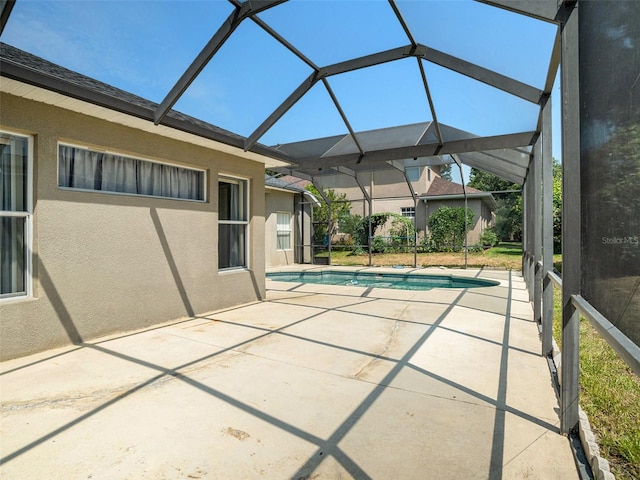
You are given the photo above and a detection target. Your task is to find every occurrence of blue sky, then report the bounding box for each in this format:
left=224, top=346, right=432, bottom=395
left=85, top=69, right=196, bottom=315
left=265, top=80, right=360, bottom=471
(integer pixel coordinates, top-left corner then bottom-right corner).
left=2, top=0, right=562, bottom=183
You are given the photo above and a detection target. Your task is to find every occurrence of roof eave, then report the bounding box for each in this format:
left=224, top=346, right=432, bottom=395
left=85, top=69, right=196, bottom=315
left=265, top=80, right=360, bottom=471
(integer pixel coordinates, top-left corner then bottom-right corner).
left=419, top=192, right=497, bottom=210
left=0, top=56, right=292, bottom=166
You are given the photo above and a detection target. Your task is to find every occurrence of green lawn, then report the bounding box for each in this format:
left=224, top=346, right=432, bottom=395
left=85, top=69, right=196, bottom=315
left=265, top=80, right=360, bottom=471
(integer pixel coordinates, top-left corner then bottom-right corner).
left=552, top=289, right=640, bottom=480
left=324, top=242, right=561, bottom=271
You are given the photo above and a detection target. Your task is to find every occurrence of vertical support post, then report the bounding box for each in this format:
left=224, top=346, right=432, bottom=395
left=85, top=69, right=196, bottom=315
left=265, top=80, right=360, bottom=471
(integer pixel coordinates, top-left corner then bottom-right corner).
left=528, top=168, right=535, bottom=301
left=453, top=155, right=468, bottom=269
left=524, top=174, right=534, bottom=300
left=310, top=199, right=315, bottom=263
left=327, top=198, right=332, bottom=265
left=534, top=136, right=543, bottom=326
left=369, top=171, right=373, bottom=267
left=311, top=179, right=332, bottom=266
left=541, top=95, right=554, bottom=356
left=413, top=195, right=418, bottom=268
left=560, top=0, right=580, bottom=435
left=522, top=179, right=528, bottom=276
left=387, top=160, right=419, bottom=268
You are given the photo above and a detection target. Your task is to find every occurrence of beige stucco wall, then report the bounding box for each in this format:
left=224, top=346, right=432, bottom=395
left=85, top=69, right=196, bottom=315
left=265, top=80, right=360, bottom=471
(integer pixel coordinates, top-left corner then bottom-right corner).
left=265, top=189, right=296, bottom=267
left=0, top=93, right=266, bottom=360
left=316, top=166, right=435, bottom=202
left=264, top=188, right=313, bottom=266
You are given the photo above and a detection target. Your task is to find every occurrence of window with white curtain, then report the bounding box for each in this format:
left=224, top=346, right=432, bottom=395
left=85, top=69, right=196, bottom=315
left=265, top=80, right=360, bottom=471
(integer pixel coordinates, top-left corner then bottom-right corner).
left=219, top=176, right=248, bottom=270
left=1, top=132, right=31, bottom=300
left=276, top=212, right=291, bottom=250
left=58, top=144, right=205, bottom=201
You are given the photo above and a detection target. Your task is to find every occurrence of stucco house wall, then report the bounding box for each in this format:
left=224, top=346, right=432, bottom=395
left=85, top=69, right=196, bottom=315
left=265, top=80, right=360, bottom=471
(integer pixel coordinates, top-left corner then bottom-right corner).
left=265, top=189, right=297, bottom=266
left=315, top=167, right=436, bottom=203
left=1, top=92, right=266, bottom=360
left=313, top=167, right=494, bottom=246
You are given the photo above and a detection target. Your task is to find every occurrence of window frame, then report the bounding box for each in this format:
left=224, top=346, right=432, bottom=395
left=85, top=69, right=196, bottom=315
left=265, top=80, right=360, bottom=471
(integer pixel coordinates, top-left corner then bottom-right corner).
left=218, top=175, right=250, bottom=272
left=405, top=166, right=421, bottom=182
left=276, top=211, right=292, bottom=251
left=1, top=130, right=33, bottom=302
left=57, top=142, right=207, bottom=202
left=401, top=207, right=415, bottom=218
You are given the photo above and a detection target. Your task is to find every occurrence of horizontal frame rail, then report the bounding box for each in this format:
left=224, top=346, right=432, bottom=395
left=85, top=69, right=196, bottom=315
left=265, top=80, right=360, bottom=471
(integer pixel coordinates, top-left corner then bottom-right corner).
left=571, top=295, right=640, bottom=377
left=542, top=268, right=640, bottom=377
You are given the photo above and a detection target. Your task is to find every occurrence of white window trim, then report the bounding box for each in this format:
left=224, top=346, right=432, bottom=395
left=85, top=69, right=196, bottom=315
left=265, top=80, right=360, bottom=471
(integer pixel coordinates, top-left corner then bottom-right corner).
left=276, top=211, right=292, bottom=251
left=218, top=175, right=250, bottom=272
left=1, top=130, right=33, bottom=302
left=57, top=142, right=207, bottom=203
left=401, top=207, right=415, bottom=218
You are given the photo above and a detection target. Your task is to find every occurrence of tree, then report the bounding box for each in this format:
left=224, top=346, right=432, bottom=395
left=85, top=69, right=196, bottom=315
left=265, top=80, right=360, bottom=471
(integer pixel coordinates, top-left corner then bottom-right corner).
left=427, top=206, right=474, bottom=252
left=339, top=212, right=391, bottom=251
left=439, top=163, right=452, bottom=181
left=467, top=162, right=563, bottom=249
left=468, top=168, right=522, bottom=241
left=306, top=185, right=351, bottom=245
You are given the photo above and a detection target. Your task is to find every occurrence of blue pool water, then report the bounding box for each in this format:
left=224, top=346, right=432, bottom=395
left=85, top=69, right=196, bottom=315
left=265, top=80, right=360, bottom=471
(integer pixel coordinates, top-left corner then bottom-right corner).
left=267, top=270, right=499, bottom=291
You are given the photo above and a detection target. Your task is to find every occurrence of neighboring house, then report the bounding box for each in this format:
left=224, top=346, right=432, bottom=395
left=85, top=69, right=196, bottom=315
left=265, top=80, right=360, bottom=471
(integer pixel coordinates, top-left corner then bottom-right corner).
left=0, top=43, right=287, bottom=360
left=316, top=167, right=495, bottom=245
left=264, top=175, right=317, bottom=266
left=420, top=177, right=496, bottom=244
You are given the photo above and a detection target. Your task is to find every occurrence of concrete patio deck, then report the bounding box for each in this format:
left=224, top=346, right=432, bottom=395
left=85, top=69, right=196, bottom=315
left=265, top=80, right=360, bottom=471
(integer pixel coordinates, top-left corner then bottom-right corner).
left=1, top=267, right=579, bottom=479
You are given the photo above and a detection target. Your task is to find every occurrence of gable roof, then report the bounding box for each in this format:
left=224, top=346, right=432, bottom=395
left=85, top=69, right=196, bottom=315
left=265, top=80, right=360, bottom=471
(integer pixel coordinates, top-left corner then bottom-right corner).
left=421, top=177, right=497, bottom=210
left=426, top=177, right=484, bottom=196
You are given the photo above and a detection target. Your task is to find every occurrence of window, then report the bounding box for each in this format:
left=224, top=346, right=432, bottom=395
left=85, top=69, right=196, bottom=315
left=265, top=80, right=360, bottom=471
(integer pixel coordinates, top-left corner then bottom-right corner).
left=276, top=212, right=291, bottom=250
left=406, top=166, right=421, bottom=182
left=1, top=132, right=31, bottom=299
left=401, top=207, right=415, bottom=218
left=219, top=176, right=248, bottom=269
left=58, top=144, right=205, bottom=201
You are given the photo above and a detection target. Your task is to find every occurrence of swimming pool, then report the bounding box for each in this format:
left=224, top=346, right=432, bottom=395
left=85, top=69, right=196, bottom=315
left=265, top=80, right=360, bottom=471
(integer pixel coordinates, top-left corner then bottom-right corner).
left=266, top=270, right=499, bottom=291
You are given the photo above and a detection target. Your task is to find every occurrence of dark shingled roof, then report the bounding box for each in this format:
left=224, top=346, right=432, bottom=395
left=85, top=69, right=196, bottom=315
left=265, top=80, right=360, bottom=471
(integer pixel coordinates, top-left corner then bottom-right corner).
left=265, top=175, right=311, bottom=193
left=0, top=42, right=288, bottom=161
left=426, top=176, right=484, bottom=197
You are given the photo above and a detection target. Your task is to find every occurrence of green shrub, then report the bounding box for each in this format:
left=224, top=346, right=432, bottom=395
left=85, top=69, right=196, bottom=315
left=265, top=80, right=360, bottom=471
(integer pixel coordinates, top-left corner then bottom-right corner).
left=480, top=228, right=499, bottom=248
left=371, top=235, right=390, bottom=253
left=345, top=213, right=390, bottom=249
left=428, top=206, right=474, bottom=252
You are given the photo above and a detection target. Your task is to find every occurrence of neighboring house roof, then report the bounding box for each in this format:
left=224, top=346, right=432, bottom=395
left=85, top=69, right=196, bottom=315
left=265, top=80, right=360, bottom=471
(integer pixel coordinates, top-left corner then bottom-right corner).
left=0, top=42, right=289, bottom=168
left=265, top=175, right=319, bottom=206
left=265, top=175, right=311, bottom=193
left=420, top=177, right=497, bottom=210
